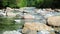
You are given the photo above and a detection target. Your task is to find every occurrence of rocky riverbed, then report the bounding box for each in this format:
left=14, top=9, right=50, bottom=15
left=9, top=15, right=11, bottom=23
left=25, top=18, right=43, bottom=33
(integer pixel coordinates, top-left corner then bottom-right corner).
left=0, top=7, right=60, bottom=34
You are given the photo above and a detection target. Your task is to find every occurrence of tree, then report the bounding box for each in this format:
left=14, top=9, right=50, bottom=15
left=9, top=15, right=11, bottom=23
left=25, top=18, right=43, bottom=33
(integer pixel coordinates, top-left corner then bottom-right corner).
left=0, top=0, right=3, bottom=9
left=43, top=0, right=53, bottom=8
left=53, top=0, right=60, bottom=8
left=34, top=0, right=44, bottom=8
left=8, top=0, right=17, bottom=8
left=2, top=0, right=8, bottom=7
left=0, top=0, right=60, bottom=8
left=17, top=0, right=27, bottom=8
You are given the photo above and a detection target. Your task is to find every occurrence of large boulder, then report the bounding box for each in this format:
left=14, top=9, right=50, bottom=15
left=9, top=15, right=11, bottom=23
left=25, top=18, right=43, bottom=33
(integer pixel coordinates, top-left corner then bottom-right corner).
left=47, top=16, right=60, bottom=26
left=22, top=23, right=54, bottom=33
left=6, top=7, right=13, bottom=12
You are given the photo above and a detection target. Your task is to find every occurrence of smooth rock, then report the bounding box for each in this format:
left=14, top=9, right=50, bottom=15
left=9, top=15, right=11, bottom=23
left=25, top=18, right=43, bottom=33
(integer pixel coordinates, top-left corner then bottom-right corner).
left=22, top=23, right=54, bottom=33
left=48, top=16, right=60, bottom=26
left=6, top=7, right=13, bottom=12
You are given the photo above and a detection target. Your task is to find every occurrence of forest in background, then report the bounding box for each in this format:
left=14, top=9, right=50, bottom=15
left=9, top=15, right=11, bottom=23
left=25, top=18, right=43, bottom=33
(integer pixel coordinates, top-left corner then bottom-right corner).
left=0, top=0, right=60, bottom=9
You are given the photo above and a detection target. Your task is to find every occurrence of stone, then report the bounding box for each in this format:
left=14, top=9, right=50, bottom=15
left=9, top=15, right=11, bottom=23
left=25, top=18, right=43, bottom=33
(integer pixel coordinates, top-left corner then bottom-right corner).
left=17, top=29, right=22, bottom=33
left=6, top=7, right=13, bottom=12
left=0, top=12, right=6, bottom=17
left=54, top=9, right=60, bottom=12
left=5, top=7, right=17, bottom=17
left=37, top=9, right=50, bottom=16
left=50, top=32, right=55, bottom=34
left=37, top=9, right=46, bottom=15
left=44, top=12, right=55, bottom=19
left=3, top=30, right=22, bottom=34
left=14, top=19, right=21, bottom=23
left=37, top=30, right=55, bottom=34
left=37, top=30, right=50, bottom=34
left=16, top=13, right=24, bottom=18
left=47, top=16, right=60, bottom=26
left=7, top=12, right=16, bottom=17
left=53, top=27, right=60, bottom=32
left=24, top=14, right=34, bottom=19
left=45, top=8, right=54, bottom=12
left=25, top=30, right=37, bottom=34
left=19, top=7, right=36, bottom=13
left=0, top=10, right=2, bottom=12
left=22, top=23, right=54, bottom=33
left=27, top=31, right=37, bottom=34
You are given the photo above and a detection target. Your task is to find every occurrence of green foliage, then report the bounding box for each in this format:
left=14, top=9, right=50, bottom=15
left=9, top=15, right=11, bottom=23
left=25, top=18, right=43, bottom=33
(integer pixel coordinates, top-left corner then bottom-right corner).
left=0, top=17, right=22, bottom=31
left=2, top=0, right=8, bottom=7
left=1, top=0, right=60, bottom=8
left=36, top=0, right=44, bottom=3
left=8, top=0, right=17, bottom=8
left=2, top=0, right=17, bottom=8
left=17, top=0, right=27, bottom=8
left=34, top=0, right=44, bottom=8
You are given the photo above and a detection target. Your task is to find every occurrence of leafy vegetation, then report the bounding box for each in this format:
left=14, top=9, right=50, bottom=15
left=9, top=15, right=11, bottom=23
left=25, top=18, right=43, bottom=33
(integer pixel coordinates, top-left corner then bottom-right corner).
left=0, top=0, right=60, bottom=8
left=0, top=17, right=23, bottom=31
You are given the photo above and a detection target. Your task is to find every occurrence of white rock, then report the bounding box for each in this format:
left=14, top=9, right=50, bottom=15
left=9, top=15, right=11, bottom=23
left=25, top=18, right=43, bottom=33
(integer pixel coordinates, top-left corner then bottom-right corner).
left=37, top=30, right=50, bottom=34
left=44, top=13, right=54, bottom=19
left=0, top=12, right=6, bottom=16
left=15, top=20, right=21, bottom=23
left=3, top=30, right=22, bottom=34
left=37, top=9, right=49, bottom=15
left=41, top=30, right=50, bottom=34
